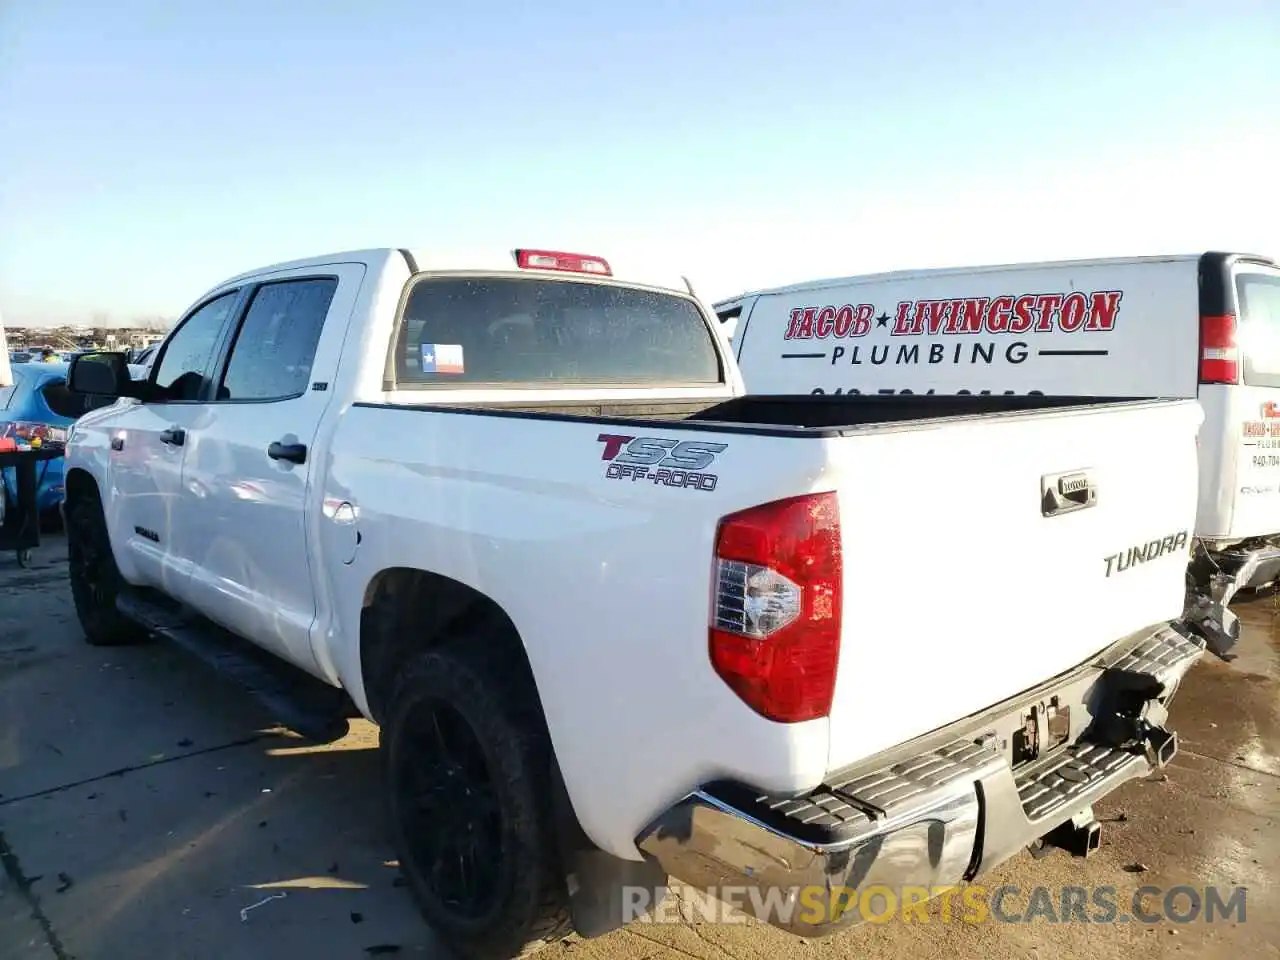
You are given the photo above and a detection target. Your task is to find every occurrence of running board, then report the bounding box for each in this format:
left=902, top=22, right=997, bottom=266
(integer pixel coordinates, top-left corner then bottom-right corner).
left=116, top=588, right=353, bottom=743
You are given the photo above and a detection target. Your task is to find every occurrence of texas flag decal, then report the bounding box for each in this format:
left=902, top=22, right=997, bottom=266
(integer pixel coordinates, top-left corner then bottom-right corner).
left=421, top=343, right=465, bottom=374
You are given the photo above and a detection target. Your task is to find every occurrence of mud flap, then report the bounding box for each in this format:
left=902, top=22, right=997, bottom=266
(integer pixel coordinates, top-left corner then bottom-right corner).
left=549, top=757, right=668, bottom=939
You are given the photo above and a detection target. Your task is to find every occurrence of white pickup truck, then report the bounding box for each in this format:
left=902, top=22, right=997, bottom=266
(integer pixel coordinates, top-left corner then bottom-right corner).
left=63, top=247, right=1206, bottom=959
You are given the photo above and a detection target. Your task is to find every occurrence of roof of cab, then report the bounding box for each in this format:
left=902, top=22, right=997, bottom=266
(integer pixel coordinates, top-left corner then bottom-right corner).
left=213, top=247, right=694, bottom=298
left=216, top=248, right=404, bottom=287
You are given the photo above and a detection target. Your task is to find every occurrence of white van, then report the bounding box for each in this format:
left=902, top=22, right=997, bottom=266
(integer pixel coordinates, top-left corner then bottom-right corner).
left=716, top=252, right=1280, bottom=653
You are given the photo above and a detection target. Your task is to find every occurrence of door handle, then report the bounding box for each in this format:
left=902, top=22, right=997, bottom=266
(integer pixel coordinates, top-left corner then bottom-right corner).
left=1041, top=468, right=1097, bottom=518
left=268, top=440, right=308, bottom=465
left=159, top=427, right=185, bottom=447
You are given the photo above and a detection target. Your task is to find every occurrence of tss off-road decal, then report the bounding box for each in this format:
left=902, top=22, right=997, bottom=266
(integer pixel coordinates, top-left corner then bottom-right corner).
left=597, top=434, right=727, bottom=492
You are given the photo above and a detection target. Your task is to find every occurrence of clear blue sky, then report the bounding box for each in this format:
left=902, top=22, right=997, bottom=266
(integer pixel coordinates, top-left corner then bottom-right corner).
left=1, top=0, right=1277, bottom=325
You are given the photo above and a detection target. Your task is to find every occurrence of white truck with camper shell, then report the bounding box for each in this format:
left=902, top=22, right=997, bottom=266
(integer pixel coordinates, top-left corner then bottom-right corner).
left=63, top=246, right=1206, bottom=958
left=716, top=252, right=1280, bottom=656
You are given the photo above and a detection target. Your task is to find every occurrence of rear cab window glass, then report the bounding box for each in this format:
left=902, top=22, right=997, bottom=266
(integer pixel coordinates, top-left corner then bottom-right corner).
left=1237, top=271, right=1280, bottom=388
left=393, top=276, right=723, bottom=387
left=219, top=278, right=337, bottom=401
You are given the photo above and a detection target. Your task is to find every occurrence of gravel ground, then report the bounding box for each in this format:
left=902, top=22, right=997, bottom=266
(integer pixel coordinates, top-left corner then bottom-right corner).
left=1, top=536, right=1277, bottom=959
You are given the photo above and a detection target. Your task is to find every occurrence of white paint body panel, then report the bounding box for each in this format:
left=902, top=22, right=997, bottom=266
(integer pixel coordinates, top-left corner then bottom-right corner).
left=725, top=254, right=1280, bottom=545
left=176, top=262, right=368, bottom=671
left=824, top=399, right=1202, bottom=770
left=102, top=400, right=196, bottom=594
left=66, top=249, right=1202, bottom=863
left=728, top=256, right=1201, bottom=398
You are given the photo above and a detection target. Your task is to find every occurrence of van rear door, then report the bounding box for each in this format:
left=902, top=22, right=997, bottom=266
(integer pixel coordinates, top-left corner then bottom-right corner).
left=1217, top=258, right=1280, bottom=540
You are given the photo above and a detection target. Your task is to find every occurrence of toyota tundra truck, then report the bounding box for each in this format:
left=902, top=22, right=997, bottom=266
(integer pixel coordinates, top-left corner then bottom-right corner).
left=62, top=247, right=1206, bottom=959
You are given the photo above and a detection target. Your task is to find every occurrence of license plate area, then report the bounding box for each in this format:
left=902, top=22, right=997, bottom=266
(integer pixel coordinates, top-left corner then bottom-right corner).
left=1011, top=699, right=1073, bottom=766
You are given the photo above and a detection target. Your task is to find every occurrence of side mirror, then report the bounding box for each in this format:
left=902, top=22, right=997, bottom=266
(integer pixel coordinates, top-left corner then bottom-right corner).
left=68, top=352, right=136, bottom=399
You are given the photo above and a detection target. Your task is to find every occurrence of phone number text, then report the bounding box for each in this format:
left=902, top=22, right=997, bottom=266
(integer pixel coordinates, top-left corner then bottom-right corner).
left=810, top=387, right=1047, bottom=397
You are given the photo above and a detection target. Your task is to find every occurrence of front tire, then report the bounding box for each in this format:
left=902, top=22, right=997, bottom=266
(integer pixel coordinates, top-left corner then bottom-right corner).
left=66, top=493, right=146, bottom=646
left=383, top=647, right=571, bottom=958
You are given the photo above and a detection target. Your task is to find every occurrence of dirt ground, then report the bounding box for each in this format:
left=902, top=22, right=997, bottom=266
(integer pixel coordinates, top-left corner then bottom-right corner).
left=1, top=535, right=1277, bottom=959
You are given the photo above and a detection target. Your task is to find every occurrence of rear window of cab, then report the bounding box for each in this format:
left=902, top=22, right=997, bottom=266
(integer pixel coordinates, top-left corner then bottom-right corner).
left=391, top=276, right=723, bottom=387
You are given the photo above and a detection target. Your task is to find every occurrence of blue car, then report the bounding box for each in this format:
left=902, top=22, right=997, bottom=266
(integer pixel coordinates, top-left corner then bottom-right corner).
left=1, top=361, right=150, bottom=517
left=0, top=362, right=102, bottom=516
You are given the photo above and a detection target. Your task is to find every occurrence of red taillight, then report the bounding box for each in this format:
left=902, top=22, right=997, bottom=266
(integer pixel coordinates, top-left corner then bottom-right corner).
left=514, top=248, right=612, bottom=276
left=1200, top=314, right=1239, bottom=384
left=709, top=492, right=842, bottom=723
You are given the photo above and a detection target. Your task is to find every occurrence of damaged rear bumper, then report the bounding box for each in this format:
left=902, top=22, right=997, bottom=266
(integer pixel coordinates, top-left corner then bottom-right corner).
left=635, top=623, right=1204, bottom=938
left=1186, top=541, right=1280, bottom=657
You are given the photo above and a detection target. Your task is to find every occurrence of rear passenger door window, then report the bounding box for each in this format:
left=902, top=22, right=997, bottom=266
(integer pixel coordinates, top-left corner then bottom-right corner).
left=218, top=278, right=338, bottom=402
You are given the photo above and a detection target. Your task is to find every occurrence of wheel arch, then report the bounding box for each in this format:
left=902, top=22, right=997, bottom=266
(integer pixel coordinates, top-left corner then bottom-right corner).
left=63, top=466, right=100, bottom=506
left=358, top=566, right=541, bottom=727
left=357, top=565, right=662, bottom=939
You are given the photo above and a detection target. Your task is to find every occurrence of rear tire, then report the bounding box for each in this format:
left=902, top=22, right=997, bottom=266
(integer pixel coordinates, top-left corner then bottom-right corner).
left=66, top=493, right=147, bottom=646
left=382, top=646, right=571, bottom=959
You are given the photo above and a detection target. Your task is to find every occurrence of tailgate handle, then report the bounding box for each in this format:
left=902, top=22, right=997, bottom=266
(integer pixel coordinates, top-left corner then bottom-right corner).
left=1042, top=469, right=1097, bottom=518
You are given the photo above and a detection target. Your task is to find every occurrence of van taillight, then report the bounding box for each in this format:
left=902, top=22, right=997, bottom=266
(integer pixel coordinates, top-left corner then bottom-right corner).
left=1200, top=314, right=1239, bottom=384
left=709, top=492, right=842, bottom=723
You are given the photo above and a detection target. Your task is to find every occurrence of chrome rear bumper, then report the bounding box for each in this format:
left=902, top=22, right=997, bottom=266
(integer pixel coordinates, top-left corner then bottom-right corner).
left=1219, top=543, right=1280, bottom=589
left=635, top=624, right=1204, bottom=937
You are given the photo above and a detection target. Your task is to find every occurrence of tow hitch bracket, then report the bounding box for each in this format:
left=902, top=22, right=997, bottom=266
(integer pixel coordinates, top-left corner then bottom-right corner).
left=1083, top=668, right=1180, bottom=769
left=1030, top=807, right=1102, bottom=860
left=1143, top=725, right=1177, bottom=769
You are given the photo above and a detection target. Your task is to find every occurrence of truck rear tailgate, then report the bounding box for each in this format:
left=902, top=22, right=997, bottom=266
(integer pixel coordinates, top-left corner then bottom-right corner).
left=823, top=399, right=1203, bottom=772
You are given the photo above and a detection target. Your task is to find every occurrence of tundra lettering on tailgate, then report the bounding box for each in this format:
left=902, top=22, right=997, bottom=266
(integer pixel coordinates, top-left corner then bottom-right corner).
left=597, top=434, right=726, bottom=491
left=1104, top=531, right=1189, bottom=577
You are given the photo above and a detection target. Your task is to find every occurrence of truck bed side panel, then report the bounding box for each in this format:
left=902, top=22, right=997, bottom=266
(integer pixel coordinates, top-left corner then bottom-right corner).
left=323, top=405, right=833, bottom=861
